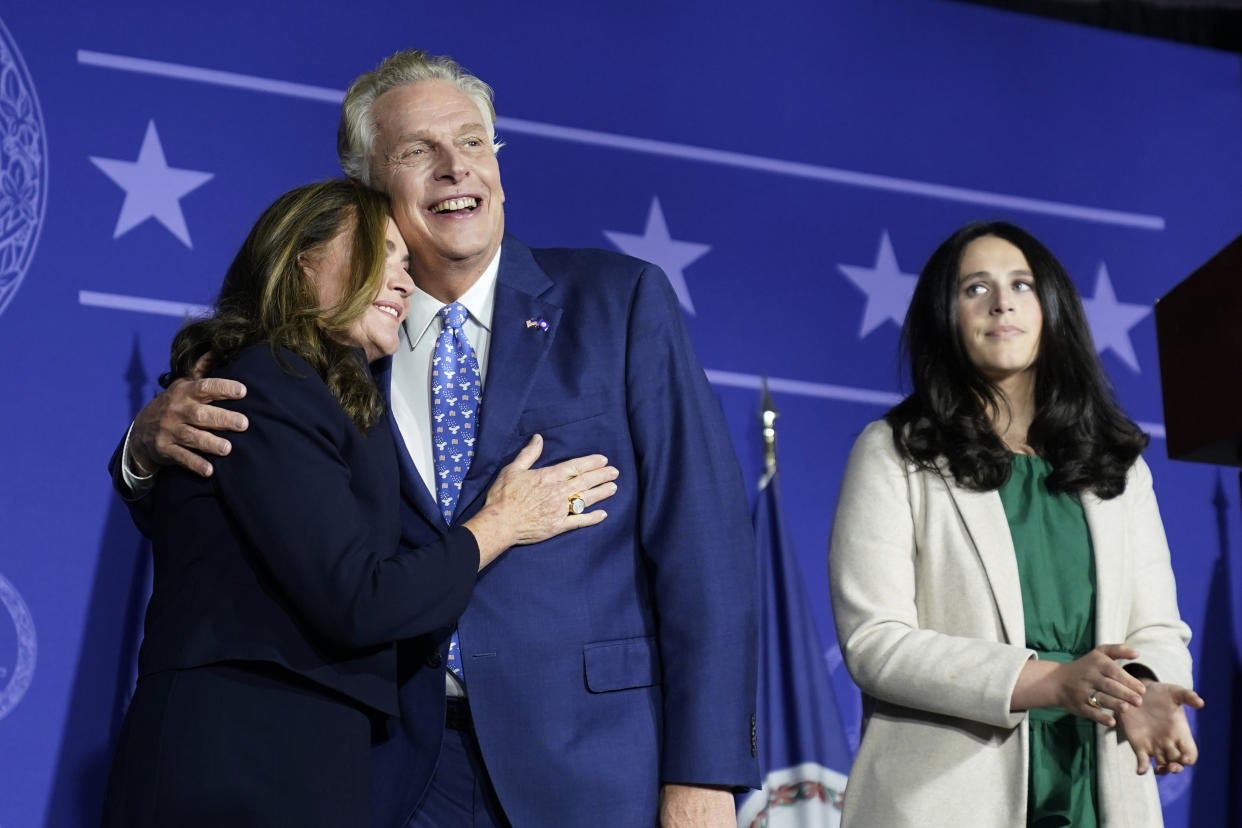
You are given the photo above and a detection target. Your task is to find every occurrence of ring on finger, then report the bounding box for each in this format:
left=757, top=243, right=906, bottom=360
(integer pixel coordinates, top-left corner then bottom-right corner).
left=568, top=494, right=586, bottom=515
left=1087, top=693, right=1101, bottom=709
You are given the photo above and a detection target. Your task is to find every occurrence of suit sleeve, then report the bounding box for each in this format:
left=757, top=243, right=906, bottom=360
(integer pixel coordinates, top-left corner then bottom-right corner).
left=829, top=421, right=1032, bottom=729
left=210, top=348, right=479, bottom=650
left=1117, top=457, right=1194, bottom=687
left=624, top=265, right=760, bottom=788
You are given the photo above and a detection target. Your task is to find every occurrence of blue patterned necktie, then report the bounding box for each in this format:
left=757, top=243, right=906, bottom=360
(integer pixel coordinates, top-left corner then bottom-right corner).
left=432, top=302, right=481, bottom=679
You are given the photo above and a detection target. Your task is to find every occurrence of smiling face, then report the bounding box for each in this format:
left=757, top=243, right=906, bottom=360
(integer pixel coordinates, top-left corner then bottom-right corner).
left=956, top=234, right=1043, bottom=386
left=368, top=79, right=505, bottom=296
left=308, top=216, right=413, bottom=361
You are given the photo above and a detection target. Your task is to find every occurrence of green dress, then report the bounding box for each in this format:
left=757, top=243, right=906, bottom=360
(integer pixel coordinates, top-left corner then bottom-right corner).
left=998, top=455, right=1100, bottom=828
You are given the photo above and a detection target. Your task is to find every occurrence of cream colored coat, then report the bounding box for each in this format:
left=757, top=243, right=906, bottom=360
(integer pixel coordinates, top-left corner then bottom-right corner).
left=829, top=420, right=1193, bottom=828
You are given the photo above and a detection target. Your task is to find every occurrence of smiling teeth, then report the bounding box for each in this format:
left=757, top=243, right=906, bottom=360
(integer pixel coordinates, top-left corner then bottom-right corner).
left=431, top=197, right=478, bottom=213
left=375, top=305, right=399, bottom=318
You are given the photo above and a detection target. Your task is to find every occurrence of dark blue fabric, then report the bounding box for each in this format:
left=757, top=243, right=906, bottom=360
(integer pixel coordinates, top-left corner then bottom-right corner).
left=406, top=726, right=510, bottom=828
left=103, top=662, right=371, bottom=827
left=104, top=345, right=481, bottom=822
left=109, top=345, right=480, bottom=714
left=372, top=236, right=759, bottom=828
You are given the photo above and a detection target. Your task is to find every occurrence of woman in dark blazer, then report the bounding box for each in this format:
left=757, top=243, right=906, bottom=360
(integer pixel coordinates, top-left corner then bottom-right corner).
left=102, top=180, right=617, bottom=827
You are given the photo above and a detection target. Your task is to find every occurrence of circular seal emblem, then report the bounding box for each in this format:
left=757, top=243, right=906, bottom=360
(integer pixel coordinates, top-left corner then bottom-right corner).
left=737, top=762, right=847, bottom=828
left=0, top=571, right=37, bottom=720
left=0, top=16, right=49, bottom=319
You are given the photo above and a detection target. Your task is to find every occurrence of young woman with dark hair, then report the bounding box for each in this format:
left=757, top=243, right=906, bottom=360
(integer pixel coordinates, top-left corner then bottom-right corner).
left=829, top=221, right=1202, bottom=827
left=888, top=221, right=1146, bottom=497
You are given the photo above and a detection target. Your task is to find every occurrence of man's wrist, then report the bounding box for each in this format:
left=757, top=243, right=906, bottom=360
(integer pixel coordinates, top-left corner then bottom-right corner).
left=119, top=423, right=157, bottom=496
left=127, top=450, right=155, bottom=478
left=122, top=425, right=154, bottom=478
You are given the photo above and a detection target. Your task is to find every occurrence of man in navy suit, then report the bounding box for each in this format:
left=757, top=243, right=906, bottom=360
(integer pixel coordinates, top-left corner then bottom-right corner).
left=123, top=49, right=757, bottom=827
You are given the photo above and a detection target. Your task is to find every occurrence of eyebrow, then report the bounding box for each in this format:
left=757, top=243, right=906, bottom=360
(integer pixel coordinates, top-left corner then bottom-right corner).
left=958, top=268, right=1034, bottom=282
left=383, top=237, right=411, bottom=264
left=393, top=123, right=489, bottom=144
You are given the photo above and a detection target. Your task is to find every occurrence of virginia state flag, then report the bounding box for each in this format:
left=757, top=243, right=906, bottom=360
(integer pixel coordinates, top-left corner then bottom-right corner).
left=737, top=471, right=851, bottom=828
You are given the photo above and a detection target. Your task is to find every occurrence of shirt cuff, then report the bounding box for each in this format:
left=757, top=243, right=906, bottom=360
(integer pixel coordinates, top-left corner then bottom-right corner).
left=120, top=422, right=157, bottom=497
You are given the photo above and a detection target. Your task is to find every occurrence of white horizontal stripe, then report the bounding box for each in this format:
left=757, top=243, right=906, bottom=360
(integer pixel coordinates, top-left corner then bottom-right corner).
left=76, top=49, right=1164, bottom=229
left=497, top=117, right=1164, bottom=231
left=705, top=369, right=903, bottom=407
left=77, top=50, right=343, bottom=102
left=706, top=369, right=1167, bottom=440
left=79, top=290, right=210, bottom=318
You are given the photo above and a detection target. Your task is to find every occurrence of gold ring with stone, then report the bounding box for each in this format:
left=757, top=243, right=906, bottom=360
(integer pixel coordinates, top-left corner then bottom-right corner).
left=568, top=494, right=586, bottom=515
left=1087, top=693, right=1101, bottom=709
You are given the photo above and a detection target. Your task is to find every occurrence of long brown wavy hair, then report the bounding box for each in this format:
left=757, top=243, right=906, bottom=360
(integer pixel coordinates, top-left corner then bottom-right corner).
left=162, top=179, right=393, bottom=431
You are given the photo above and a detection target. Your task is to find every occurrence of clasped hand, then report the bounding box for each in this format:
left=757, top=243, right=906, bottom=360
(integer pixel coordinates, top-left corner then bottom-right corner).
left=1054, top=644, right=1203, bottom=775
left=1116, top=681, right=1204, bottom=775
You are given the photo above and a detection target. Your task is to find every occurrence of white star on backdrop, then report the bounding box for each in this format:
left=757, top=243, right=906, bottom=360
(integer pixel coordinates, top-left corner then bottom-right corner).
left=604, top=196, right=710, bottom=315
left=837, top=230, right=918, bottom=338
left=90, top=120, right=214, bottom=248
left=1081, top=262, right=1151, bottom=372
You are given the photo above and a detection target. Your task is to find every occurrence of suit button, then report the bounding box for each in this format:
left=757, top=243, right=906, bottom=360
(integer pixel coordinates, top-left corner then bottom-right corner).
left=426, top=653, right=443, bottom=668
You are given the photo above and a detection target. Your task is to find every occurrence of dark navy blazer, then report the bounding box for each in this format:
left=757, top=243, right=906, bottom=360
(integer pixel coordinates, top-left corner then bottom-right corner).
left=110, top=345, right=480, bottom=716
left=371, top=236, right=759, bottom=828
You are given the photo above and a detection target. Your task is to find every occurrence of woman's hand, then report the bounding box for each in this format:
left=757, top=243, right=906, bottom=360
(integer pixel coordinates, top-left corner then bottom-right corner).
left=1116, top=681, right=1204, bottom=774
left=1012, top=644, right=1147, bottom=726
left=1054, top=644, right=1149, bottom=725
left=463, top=434, right=619, bottom=568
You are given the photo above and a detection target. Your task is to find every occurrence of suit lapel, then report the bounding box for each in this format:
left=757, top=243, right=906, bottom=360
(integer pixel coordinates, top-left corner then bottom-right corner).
left=454, top=237, right=562, bottom=520
left=941, top=472, right=1027, bottom=646
left=373, top=353, right=446, bottom=529
left=1080, top=491, right=1123, bottom=642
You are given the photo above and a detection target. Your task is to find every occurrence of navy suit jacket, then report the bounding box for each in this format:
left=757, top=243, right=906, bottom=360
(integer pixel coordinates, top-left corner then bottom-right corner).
left=109, top=345, right=481, bottom=716
left=371, top=236, right=759, bottom=828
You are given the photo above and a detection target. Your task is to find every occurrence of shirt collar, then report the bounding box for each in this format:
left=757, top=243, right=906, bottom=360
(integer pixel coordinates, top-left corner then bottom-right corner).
left=401, top=244, right=501, bottom=351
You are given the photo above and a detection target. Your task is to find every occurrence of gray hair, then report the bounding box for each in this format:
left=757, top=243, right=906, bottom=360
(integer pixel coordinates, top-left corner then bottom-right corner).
left=337, top=49, right=502, bottom=185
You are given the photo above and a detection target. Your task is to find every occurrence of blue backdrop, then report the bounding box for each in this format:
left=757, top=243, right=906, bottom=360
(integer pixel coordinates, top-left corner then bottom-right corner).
left=1, top=1, right=1240, bottom=825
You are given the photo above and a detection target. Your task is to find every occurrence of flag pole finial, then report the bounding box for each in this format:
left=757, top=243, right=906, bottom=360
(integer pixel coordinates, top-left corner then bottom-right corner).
left=760, top=376, right=778, bottom=486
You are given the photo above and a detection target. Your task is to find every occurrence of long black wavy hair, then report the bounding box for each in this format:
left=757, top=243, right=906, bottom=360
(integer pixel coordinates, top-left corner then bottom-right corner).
left=885, top=221, right=1147, bottom=498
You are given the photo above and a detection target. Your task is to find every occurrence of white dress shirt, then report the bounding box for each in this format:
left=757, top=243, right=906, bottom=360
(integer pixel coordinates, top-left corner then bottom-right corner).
left=389, top=247, right=499, bottom=500
left=389, top=247, right=501, bottom=697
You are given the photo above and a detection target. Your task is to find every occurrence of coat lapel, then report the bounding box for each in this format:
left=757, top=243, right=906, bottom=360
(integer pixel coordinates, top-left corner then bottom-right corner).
left=1080, top=491, right=1123, bottom=642
left=373, top=353, right=445, bottom=529
left=453, top=237, right=562, bottom=520
left=941, top=473, right=1027, bottom=646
